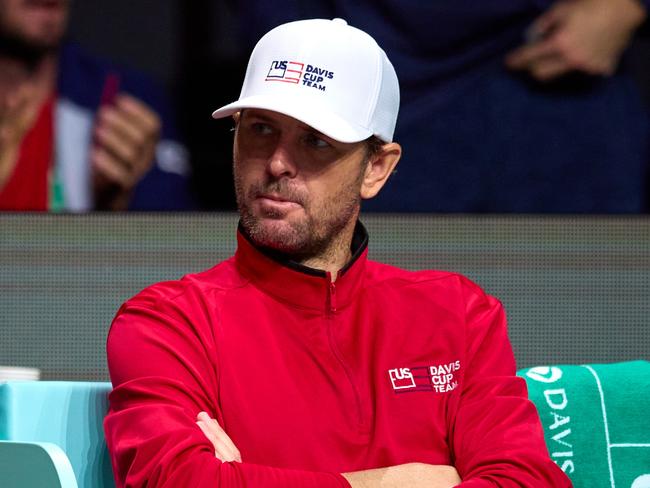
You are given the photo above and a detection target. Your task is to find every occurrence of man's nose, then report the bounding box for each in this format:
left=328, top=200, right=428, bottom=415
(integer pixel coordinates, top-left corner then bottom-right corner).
left=266, top=139, right=297, bottom=179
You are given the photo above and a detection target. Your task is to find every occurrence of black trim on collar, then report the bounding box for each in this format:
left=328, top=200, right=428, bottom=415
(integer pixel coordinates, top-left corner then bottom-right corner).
left=339, top=222, right=368, bottom=278
left=238, top=221, right=369, bottom=278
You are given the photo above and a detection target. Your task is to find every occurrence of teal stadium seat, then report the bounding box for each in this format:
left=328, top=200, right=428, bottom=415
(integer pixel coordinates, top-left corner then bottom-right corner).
left=519, top=361, right=650, bottom=488
left=0, top=441, right=79, bottom=488
left=0, top=381, right=114, bottom=488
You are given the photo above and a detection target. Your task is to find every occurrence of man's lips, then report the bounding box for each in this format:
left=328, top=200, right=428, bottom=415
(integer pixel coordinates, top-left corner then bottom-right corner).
left=259, top=193, right=297, bottom=203
left=255, top=194, right=302, bottom=210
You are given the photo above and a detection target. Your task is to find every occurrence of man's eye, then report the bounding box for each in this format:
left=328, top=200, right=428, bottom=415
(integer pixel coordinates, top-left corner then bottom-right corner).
left=304, top=133, right=330, bottom=149
left=251, top=123, right=274, bottom=135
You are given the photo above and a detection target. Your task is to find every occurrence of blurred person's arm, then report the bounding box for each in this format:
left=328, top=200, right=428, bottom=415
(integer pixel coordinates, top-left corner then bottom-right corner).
left=0, top=84, right=42, bottom=190
left=506, top=0, right=647, bottom=81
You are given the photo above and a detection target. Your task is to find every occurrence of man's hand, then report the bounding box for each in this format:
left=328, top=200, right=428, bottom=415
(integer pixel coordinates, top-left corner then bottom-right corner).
left=506, top=0, right=647, bottom=81
left=196, top=411, right=242, bottom=462
left=196, top=412, right=460, bottom=486
left=92, top=93, right=161, bottom=210
left=342, top=463, right=461, bottom=488
left=0, top=83, right=42, bottom=188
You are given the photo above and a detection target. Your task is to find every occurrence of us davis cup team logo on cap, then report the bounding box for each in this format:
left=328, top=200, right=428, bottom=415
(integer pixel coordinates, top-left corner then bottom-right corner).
left=266, top=60, right=334, bottom=91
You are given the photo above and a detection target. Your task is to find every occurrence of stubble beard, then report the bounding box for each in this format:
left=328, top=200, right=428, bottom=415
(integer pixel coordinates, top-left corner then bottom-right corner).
left=234, top=165, right=363, bottom=263
left=0, top=14, right=64, bottom=66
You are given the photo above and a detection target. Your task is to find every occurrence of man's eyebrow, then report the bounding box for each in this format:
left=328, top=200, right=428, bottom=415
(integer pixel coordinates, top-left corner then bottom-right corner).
left=244, top=111, right=331, bottom=140
left=293, top=121, right=330, bottom=140
left=242, top=111, right=273, bottom=123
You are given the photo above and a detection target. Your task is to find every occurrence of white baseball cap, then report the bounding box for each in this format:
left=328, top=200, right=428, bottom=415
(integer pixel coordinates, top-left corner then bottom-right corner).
left=211, top=18, right=400, bottom=143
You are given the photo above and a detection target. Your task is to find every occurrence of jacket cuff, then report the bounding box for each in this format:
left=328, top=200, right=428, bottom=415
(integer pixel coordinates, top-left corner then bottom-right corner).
left=335, top=473, right=352, bottom=487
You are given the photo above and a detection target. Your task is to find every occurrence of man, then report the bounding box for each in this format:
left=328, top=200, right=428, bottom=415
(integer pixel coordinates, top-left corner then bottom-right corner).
left=0, top=0, right=194, bottom=211
left=105, top=19, right=572, bottom=486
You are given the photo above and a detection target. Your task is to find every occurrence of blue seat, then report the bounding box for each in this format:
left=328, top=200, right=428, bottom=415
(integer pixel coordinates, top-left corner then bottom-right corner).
left=0, top=381, right=114, bottom=488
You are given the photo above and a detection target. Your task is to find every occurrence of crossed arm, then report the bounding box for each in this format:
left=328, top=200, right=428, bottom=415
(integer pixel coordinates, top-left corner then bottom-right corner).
left=195, top=411, right=461, bottom=488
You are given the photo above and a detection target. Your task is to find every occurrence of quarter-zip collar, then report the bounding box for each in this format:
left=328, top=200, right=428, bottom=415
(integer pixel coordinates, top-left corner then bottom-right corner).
left=235, top=221, right=369, bottom=311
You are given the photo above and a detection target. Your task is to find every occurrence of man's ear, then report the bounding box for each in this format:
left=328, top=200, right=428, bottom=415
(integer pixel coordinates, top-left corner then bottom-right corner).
left=360, top=142, right=402, bottom=200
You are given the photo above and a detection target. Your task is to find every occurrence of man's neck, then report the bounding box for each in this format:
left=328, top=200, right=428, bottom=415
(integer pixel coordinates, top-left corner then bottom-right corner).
left=0, top=52, right=57, bottom=95
left=298, top=218, right=358, bottom=281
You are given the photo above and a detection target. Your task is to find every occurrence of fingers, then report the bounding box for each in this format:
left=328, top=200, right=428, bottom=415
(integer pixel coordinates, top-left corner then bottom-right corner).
left=525, top=6, right=561, bottom=44
left=91, top=147, right=132, bottom=188
left=505, top=38, right=560, bottom=71
left=507, top=0, right=641, bottom=82
left=196, top=421, right=241, bottom=462
left=529, top=57, right=572, bottom=81
left=114, top=93, right=161, bottom=134
left=505, top=1, right=578, bottom=80
left=96, top=104, right=145, bottom=150
left=196, top=412, right=242, bottom=463
left=505, top=1, right=567, bottom=73
left=95, top=121, right=141, bottom=168
left=93, top=92, right=161, bottom=191
left=507, top=30, right=608, bottom=81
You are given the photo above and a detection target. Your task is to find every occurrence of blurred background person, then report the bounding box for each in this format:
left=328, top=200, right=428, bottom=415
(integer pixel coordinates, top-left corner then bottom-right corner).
left=182, top=0, right=649, bottom=213
left=0, top=0, right=195, bottom=211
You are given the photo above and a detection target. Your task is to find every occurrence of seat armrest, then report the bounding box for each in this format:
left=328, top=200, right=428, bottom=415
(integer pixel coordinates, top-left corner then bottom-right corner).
left=0, top=440, right=79, bottom=488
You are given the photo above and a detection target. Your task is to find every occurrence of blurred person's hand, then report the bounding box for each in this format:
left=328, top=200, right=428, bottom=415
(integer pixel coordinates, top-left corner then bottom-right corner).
left=0, top=84, right=41, bottom=188
left=92, top=93, right=161, bottom=210
left=505, top=0, right=647, bottom=81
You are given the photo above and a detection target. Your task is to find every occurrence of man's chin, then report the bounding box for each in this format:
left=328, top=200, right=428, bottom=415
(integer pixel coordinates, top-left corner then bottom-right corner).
left=244, top=217, right=307, bottom=254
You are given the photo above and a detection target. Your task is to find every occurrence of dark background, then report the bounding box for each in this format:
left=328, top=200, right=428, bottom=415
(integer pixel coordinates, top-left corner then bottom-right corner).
left=67, top=0, right=650, bottom=210
left=67, top=0, right=245, bottom=210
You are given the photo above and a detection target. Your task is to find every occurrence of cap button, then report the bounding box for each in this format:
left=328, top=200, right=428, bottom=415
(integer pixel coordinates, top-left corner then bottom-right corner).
left=332, top=18, right=348, bottom=26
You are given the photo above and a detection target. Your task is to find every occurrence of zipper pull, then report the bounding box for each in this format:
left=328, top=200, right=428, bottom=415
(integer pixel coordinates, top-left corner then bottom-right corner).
left=326, top=274, right=337, bottom=313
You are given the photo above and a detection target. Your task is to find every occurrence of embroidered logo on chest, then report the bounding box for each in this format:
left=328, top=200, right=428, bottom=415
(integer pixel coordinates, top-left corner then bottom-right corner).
left=388, top=361, right=461, bottom=394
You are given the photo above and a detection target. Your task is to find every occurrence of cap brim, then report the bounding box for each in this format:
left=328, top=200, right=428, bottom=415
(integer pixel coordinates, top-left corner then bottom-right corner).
left=212, top=95, right=373, bottom=143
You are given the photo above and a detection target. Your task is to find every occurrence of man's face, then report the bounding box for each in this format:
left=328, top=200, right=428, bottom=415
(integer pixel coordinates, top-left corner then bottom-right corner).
left=0, top=0, right=69, bottom=57
left=233, top=109, right=367, bottom=259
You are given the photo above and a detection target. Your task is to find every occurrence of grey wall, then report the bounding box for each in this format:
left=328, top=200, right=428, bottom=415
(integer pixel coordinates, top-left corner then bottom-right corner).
left=1, top=214, right=648, bottom=381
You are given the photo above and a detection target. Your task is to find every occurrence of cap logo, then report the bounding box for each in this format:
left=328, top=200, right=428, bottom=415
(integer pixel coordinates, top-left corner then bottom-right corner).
left=266, top=60, right=334, bottom=92
left=266, top=60, right=304, bottom=84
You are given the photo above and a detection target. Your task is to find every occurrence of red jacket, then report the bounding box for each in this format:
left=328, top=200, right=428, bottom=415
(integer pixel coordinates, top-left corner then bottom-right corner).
left=105, top=224, right=571, bottom=487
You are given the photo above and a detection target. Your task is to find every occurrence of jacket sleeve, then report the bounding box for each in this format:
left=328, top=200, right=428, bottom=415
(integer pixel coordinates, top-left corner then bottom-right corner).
left=104, top=291, right=350, bottom=488
left=448, top=279, right=572, bottom=487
